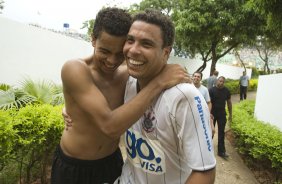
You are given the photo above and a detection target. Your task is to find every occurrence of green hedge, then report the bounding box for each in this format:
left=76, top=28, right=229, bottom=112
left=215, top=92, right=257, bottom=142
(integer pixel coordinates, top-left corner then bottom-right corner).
left=0, top=104, right=64, bottom=184
left=232, top=100, right=282, bottom=178
left=224, top=78, right=258, bottom=94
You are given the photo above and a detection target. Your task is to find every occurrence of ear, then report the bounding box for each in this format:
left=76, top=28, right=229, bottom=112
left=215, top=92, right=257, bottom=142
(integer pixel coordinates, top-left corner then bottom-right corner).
left=91, top=34, right=96, bottom=47
left=163, top=46, right=172, bottom=62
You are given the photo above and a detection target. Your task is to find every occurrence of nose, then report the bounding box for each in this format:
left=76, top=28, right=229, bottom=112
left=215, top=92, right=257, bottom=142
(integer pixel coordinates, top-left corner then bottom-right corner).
left=106, top=55, right=116, bottom=64
left=107, top=54, right=124, bottom=65
left=125, top=42, right=141, bottom=56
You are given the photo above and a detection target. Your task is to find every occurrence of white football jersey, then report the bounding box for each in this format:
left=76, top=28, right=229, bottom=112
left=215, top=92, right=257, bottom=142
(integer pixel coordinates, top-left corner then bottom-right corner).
left=117, top=77, right=216, bottom=184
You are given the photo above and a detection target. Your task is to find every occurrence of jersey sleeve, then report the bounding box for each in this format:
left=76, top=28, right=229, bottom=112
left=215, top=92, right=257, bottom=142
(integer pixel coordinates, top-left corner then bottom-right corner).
left=174, top=88, right=216, bottom=171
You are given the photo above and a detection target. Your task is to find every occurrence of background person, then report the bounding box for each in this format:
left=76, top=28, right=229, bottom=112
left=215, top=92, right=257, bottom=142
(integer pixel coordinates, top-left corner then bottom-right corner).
left=207, top=70, right=219, bottom=89
left=116, top=9, right=216, bottom=184
left=239, top=71, right=249, bottom=100
left=209, top=76, right=232, bottom=160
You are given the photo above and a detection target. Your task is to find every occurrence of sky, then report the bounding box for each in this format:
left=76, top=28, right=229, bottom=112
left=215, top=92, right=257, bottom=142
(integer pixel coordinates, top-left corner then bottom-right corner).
left=1, top=0, right=141, bottom=34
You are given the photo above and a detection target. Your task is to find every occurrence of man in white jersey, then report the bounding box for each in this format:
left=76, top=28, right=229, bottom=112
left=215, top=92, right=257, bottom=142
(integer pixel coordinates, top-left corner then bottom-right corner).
left=192, top=71, right=215, bottom=138
left=116, top=9, right=216, bottom=184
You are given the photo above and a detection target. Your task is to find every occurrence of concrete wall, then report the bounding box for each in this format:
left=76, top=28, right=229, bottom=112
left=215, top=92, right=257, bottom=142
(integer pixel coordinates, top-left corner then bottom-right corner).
left=0, top=16, right=93, bottom=86
left=254, top=74, right=282, bottom=131
left=0, top=16, right=249, bottom=87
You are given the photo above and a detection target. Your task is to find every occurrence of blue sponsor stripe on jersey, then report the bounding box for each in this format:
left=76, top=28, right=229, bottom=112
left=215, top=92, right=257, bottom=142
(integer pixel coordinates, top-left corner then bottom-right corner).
left=194, top=96, right=212, bottom=151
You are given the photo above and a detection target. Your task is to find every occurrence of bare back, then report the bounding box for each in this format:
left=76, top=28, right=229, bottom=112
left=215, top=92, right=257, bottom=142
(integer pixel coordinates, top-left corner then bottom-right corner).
left=60, top=58, right=128, bottom=160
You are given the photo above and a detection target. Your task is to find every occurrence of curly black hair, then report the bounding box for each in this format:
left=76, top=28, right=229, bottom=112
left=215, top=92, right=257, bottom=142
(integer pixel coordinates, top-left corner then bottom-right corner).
left=132, top=9, right=175, bottom=48
left=93, top=7, right=132, bottom=38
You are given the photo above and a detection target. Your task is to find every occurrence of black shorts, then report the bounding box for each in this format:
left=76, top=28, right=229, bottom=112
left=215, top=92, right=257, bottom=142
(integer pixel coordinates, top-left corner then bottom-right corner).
left=51, top=145, right=123, bottom=184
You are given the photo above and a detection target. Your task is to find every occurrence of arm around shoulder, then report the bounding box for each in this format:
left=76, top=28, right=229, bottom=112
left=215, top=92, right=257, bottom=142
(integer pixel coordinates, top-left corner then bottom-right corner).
left=61, top=61, right=187, bottom=140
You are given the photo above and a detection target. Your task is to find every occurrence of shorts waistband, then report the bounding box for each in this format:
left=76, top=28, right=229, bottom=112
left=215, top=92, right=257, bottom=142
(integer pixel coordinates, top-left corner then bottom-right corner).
left=56, top=144, right=121, bottom=166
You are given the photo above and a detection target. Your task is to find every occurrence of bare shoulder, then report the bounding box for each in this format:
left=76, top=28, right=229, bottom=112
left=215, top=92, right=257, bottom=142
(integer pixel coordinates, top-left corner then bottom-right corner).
left=62, top=59, right=90, bottom=76
left=62, top=59, right=87, bottom=71
left=61, top=59, right=92, bottom=89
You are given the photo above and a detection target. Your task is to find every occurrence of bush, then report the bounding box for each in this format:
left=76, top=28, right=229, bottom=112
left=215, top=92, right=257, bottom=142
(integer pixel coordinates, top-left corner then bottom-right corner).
left=251, top=67, right=259, bottom=78
left=0, top=110, right=17, bottom=170
left=224, top=79, right=239, bottom=94
left=232, top=100, right=282, bottom=182
left=224, top=78, right=258, bottom=94
left=0, top=104, right=64, bottom=184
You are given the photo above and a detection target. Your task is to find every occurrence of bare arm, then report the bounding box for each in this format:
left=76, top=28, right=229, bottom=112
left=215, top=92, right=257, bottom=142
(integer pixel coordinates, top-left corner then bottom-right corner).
left=207, top=101, right=212, bottom=112
left=185, top=169, right=216, bottom=184
left=227, top=99, right=232, bottom=122
left=62, top=61, right=188, bottom=139
left=207, top=101, right=215, bottom=138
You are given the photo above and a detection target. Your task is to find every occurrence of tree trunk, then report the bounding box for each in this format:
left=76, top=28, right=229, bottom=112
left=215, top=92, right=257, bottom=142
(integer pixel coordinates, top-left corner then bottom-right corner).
left=197, top=59, right=207, bottom=73
left=210, top=59, right=217, bottom=76
left=210, top=43, right=217, bottom=76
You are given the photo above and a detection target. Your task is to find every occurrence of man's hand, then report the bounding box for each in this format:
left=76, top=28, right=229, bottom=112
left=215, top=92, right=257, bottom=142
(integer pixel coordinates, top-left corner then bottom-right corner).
left=62, top=107, right=73, bottom=130
left=156, top=64, right=191, bottom=89
left=210, top=114, right=215, bottom=138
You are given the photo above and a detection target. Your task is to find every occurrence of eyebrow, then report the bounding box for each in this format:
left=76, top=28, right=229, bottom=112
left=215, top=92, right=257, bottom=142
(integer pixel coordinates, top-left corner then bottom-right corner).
left=127, top=34, right=156, bottom=46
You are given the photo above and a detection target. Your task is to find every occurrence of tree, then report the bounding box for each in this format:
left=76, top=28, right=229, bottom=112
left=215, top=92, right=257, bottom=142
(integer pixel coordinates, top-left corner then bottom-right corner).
left=255, top=36, right=279, bottom=74
left=251, top=0, right=282, bottom=44
left=172, top=0, right=264, bottom=75
left=81, top=19, right=95, bottom=38
left=129, top=0, right=175, bottom=15
left=130, top=0, right=264, bottom=75
left=234, top=50, right=247, bottom=72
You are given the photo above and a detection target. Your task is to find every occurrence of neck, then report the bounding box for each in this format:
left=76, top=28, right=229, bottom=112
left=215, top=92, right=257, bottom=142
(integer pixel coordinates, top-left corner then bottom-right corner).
left=194, top=83, right=201, bottom=88
left=137, top=79, right=150, bottom=91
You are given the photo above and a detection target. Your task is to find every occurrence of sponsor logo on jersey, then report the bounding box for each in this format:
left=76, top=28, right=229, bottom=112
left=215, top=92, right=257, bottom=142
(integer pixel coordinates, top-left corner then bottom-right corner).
left=125, top=129, right=166, bottom=175
left=194, top=96, right=212, bottom=151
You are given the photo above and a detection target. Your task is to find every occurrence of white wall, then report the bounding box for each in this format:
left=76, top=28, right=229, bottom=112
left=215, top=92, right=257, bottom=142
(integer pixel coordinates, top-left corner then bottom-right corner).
left=254, top=74, right=282, bottom=131
left=0, top=16, right=93, bottom=86
left=168, top=56, right=252, bottom=80
left=0, top=16, right=250, bottom=87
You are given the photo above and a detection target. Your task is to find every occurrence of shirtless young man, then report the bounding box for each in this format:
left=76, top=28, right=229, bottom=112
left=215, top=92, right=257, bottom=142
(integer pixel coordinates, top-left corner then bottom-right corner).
left=51, top=8, right=188, bottom=184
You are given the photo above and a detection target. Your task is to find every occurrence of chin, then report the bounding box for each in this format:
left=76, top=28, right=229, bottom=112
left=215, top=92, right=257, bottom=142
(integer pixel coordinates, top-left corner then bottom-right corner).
left=128, top=70, right=141, bottom=79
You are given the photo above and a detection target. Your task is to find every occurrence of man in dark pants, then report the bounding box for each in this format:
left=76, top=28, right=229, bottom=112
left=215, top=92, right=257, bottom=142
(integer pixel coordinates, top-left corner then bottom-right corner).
left=209, top=76, right=232, bottom=159
left=239, top=71, right=249, bottom=100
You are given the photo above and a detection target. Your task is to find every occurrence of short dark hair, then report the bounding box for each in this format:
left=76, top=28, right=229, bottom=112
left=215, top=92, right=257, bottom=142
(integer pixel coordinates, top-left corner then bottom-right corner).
left=132, top=9, right=175, bottom=48
left=218, top=76, right=225, bottom=81
left=193, top=71, right=203, bottom=79
left=93, top=7, right=132, bottom=38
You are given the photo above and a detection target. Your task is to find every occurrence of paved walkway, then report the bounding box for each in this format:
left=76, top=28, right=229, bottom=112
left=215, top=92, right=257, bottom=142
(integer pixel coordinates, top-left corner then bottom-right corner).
left=214, top=91, right=258, bottom=184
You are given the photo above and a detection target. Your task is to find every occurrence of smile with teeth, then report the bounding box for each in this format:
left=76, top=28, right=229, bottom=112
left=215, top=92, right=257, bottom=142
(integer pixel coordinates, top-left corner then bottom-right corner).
left=129, top=59, right=144, bottom=66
